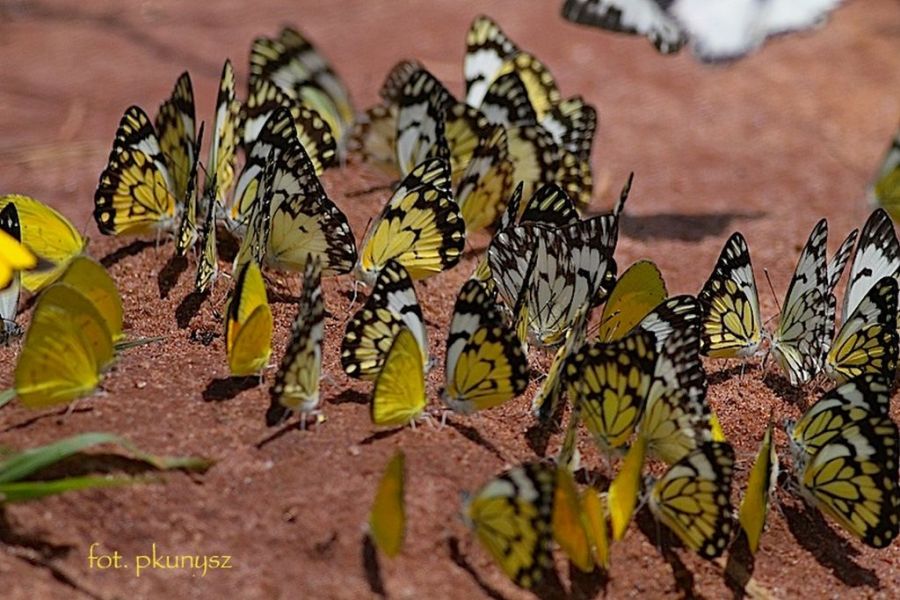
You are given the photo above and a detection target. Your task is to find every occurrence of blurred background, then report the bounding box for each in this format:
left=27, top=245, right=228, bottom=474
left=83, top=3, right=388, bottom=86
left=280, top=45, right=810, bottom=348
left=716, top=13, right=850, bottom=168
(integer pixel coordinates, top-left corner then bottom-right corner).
left=0, top=0, right=898, bottom=291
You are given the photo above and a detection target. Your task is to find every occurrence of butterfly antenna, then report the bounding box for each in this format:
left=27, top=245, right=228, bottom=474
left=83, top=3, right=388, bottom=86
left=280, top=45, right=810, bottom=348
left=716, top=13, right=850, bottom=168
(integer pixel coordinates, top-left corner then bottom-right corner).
left=763, top=268, right=782, bottom=319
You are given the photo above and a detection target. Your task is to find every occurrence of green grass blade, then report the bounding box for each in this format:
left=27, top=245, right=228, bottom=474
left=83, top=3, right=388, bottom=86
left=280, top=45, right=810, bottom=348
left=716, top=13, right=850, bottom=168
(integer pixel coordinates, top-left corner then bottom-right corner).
left=0, top=388, right=15, bottom=410
left=0, top=476, right=137, bottom=503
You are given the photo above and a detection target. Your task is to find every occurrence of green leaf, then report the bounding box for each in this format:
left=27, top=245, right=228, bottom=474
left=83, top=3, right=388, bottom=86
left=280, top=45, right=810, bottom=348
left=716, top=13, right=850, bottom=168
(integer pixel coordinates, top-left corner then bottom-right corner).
left=0, top=388, right=15, bottom=410
left=0, top=476, right=137, bottom=503
left=0, top=432, right=212, bottom=485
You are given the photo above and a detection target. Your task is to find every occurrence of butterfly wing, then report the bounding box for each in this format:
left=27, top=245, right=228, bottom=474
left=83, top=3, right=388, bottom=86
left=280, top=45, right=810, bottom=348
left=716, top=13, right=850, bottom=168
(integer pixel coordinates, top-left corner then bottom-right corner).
left=369, top=450, right=406, bottom=557
left=225, top=262, right=273, bottom=376
left=442, top=280, right=529, bottom=414
left=841, top=209, right=900, bottom=322
left=267, top=259, right=324, bottom=426
left=868, top=123, right=900, bottom=220
left=739, top=421, right=778, bottom=554
left=58, top=256, right=124, bottom=342
left=649, top=441, right=735, bottom=558
left=561, top=0, right=687, bottom=54
left=371, top=327, right=426, bottom=426
left=456, top=126, right=514, bottom=232
left=597, top=260, right=668, bottom=341
left=698, top=232, right=761, bottom=358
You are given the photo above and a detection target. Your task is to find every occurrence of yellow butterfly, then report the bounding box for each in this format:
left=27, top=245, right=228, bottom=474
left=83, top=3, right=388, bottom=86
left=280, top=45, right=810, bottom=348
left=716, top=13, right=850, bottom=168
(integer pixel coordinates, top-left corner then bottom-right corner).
left=739, top=420, right=778, bottom=554
left=0, top=194, right=86, bottom=291
left=463, top=462, right=555, bottom=589
left=581, top=487, right=611, bottom=570
left=57, top=256, right=124, bottom=343
left=441, top=280, right=529, bottom=414
left=15, top=283, right=115, bottom=409
left=596, top=260, right=668, bottom=342
left=369, top=450, right=406, bottom=557
left=356, top=156, right=465, bottom=285
left=787, top=375, right=898, bottom=547
left=553, top=467, right=594, bottom=572
left=0, top=206, right=38, bottom=291
left=648, top=441, right=735, bottom=558
left=371, top=327, right=426, bottom=427
left=607, top=434, right=648, bottom=541
left=224, top=261, right=273, bottom=376
left=266, top=259, right=324, bottom=428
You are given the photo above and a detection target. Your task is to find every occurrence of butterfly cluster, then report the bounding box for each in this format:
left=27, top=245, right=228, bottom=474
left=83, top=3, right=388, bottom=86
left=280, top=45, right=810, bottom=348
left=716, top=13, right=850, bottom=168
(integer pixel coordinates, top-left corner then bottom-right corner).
left=0, top=12, right=898, bottom=595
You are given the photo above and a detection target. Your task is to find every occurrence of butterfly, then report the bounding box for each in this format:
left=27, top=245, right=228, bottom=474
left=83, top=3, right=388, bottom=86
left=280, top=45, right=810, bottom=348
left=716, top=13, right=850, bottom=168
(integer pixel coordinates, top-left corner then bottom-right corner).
left=561, top=0, right=686, bottom=54
left=266, top=259, right=324, bottom=428
left=607, top=433, right=648, bottom=541
left=562, top=0, right=842, bottom=62
left=786, top=375, right=899, bottom=548
left=553, top=467, right=595, bottom=572
left=595, top=260, right=668, bottom=342
left=531, top=304, right=589, bottom=421
left=566, top=329, right=658, bottom=451
left=0, top=194, right=86, bottom=292
left=455, top=125, right=514, bottom=232
left=174, top=123, right=205, bottom=255
left=395, top=69, right=452, bottom=177
left=15, top=282, right=116, bottom=408
left=94, top=71, right=201, bottom=236
left=249, top=26, right=354, bottom=151
left=648, top=441, right=736, bottom=558
left=356, top=156, right=466, bottom=286
left=0, top=204, right=34, bottom=342
left=738, top=420, right=779, bottom=554
left=768, top=219, right=829, bottom=385
left=698, top=232, right=762, bottom=359
left=371, top=327, right=427, bottom=427
left=224, top=261, right=273, bottom=377
left=462, top=462, right=556, bottom=589
left=206, top=60, right=242, bottom=205
left=342, top=259, right=429, bottom=381
left=839, top=209, right=899, bottom=331
left=868, top=124, right=900, bottom=221
left=489, top=214, right=618, bottom=347
left=194, top=183, right=219, bottom=294
left=824, top=276, right=898, bottom=382
left=441, top=280, right=529, bottom=415
left=57, top=257, right=124, bottom=343
left=369, top=450, right=406, bottom=557
left=581, top=486, right=611, bottom=570
left=234, top=108, right=357, bottom=275
left=638, top=319, right=715, bottom=465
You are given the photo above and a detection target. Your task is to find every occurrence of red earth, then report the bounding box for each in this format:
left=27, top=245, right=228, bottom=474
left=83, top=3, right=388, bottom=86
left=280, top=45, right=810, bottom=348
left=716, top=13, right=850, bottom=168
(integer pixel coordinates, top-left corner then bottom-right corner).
left=1, top=0, right=899, bottom=598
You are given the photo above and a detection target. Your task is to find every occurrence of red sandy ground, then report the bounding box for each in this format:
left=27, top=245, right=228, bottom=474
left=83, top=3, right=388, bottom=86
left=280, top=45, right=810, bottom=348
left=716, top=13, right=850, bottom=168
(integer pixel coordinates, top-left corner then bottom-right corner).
left=1, top=0, right=899, bottom=598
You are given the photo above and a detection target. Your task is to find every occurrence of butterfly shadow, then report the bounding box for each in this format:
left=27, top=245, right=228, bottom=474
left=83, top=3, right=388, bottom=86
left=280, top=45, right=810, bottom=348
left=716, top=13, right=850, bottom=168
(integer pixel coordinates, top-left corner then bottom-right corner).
left=99, top=239, right=156, bottom=269
left=0, top=508, right=72, bottom=561
left=445, top=420, right=506, bottom=462
left=781, top=501, right=879, bottom=588
left=1, top=406, right=93, bottom=434
left=330, top=388, right=369, bottom=406
left=360, top=428, right=405, bottom=446
left=706, top=363, right=750, bottom=386
left=567, top=561, right=609, bottom=599
left=618, top=211, right=765, bottom=243
left=201, top=376, right=260, bottom=402
left=361, top=534, right=387, bottom=596
left=761, top=371, right=807, bottom=409
left=724, top=531, right=756, bottom=599
left=447, top=536, right=513, bottom=600
left=157, top=254, right=188, bottom=300
left=176, top=291, right=208, bottom=329
left=633, top=507, right=698, bottom=598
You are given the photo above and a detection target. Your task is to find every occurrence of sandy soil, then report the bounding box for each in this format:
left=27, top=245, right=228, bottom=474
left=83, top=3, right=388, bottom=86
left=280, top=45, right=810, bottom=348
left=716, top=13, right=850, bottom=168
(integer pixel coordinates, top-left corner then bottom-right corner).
left=1, top=0, right=899, bottom=598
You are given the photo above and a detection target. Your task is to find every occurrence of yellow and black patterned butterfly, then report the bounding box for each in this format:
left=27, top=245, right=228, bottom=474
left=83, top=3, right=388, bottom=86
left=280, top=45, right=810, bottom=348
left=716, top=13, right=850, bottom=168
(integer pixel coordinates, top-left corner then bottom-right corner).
left=174, top=123, right=204, bottom=255
left=395, top=69, right=452, bottom=176
left=342, top=259, right=428, bottom=380
left=194, top=182, right=219, bottom=294
left=234, top=108, right=357, bottom=275
left=566, top=329, right=658, bottom=451
left=224, top=261, right=273, bottom=377
left=824, top=276, right=898, bottom=382
left=561, top=0, right=687, bottom=55
left=371, top=327, right=427, bottom=427
left=0, top=194, right=87, bottom=292
left=455, top=125, right=514, bottom=232
left=266, top=259, right=324, bottom=428
left=648, top=441, right=736, bottom=558
left=240, top=77, right=336, bottom=174
left=463, top=462, right=556, bottom=589
left=207, top=60, right=242, bottom=206
left=441, top=280, right=529, bottom=414
left=739, top=420, right=778, bottom=554
left=356, top=156, right=465, bottom=285
left=839, top=209, right=899, bottom=329
left=369, top=450, right=406, bottom=557
left=94, top=98, right=196, bottom=236
left=637, top=318, right=717, bottom=465
left=698, top=232, right=761, bottom=359
left=249, top=26, right=354, bottom=150
left=786, top=375, right=899, bottom=548
left=867, top=124, right=900, bottom=220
